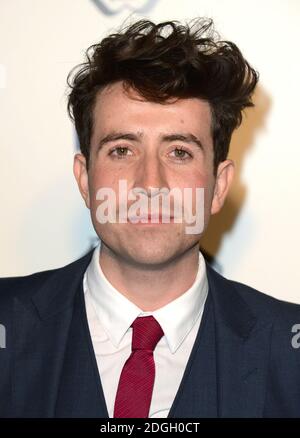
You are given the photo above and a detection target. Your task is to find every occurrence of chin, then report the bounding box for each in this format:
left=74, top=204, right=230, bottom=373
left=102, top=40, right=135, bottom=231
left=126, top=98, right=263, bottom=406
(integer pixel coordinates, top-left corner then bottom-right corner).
left=97, top=236, right=177, bottom=267
left=124, top=251, right=178, bottom=268
left=120, top=239, right=187, bottom=267
left=96, top=224, right=195, bottom=266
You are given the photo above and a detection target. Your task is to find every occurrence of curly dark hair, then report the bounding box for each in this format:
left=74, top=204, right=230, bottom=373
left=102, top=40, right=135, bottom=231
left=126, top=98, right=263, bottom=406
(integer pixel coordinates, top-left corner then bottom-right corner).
left=67, top=18, right=258, bottom=173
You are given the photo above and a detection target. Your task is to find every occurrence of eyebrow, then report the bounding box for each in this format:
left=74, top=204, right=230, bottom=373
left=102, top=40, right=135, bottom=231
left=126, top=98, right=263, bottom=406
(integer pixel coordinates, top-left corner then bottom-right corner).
left=96, top=131, right=204, bottom=152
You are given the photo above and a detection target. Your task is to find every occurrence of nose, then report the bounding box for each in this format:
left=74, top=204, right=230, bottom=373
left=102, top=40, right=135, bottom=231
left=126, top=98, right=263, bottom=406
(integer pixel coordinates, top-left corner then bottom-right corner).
left=134, top=152, right=169, bottom=196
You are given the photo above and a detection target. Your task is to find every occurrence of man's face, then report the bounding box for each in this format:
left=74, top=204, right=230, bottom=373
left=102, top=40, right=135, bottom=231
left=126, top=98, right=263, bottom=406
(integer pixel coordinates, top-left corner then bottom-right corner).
left=74, top=81, right=234, bottom=267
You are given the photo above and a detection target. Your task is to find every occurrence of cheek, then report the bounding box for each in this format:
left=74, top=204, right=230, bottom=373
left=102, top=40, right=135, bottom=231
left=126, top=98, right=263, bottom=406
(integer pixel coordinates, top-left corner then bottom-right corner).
left=87, top=164, right=130, bottom=225
left=87, top=172, right=114, bottom=213
left=170, top=174, right=209, bottom=217
left=186, top=173, right=215, bottom=214
left=89, top=161, right=122, bottom=191
left=183, top=171, right=210, bottom=193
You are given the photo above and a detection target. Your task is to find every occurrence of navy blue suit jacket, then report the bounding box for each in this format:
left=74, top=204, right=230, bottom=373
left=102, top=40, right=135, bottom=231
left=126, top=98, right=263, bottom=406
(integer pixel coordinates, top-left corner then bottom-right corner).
left=0, top=249, right=300, bottom=417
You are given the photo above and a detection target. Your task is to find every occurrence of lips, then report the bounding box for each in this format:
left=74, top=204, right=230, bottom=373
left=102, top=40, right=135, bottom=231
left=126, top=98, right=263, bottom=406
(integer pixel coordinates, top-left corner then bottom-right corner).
left=128, top=213, right=174, bottom=223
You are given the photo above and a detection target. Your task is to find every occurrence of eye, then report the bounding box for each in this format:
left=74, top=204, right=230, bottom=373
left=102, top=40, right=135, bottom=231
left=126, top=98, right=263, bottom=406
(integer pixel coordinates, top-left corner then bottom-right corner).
left=108, top=146, right=133, bottom=158
left=169, top=147, right=193, bottom=160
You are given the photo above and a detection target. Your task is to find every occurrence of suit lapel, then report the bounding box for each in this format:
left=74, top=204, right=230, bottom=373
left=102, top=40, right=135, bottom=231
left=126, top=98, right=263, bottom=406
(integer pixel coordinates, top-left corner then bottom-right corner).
left=54, top=281, right=109, bottom=417
left=206, top=264, right=272, bottom=418
left=12, top=297, right=73, bottom=416
left=12, top=250, right=95, bottom=417
left=168, top=294, right=218, bottom=418
left=168, top=262, right=272, bottom=418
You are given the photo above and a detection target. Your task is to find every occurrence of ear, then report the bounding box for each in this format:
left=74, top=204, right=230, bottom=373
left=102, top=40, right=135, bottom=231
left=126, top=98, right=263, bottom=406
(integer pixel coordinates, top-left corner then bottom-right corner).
left=210, top=159, right=235, bottom=215
left=73, top=153, right=90, bottom=209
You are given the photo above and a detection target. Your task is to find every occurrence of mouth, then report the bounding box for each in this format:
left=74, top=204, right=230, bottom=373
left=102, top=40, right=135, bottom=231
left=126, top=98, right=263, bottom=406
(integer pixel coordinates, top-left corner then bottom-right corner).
left=127, top=214, right=175, bottom=224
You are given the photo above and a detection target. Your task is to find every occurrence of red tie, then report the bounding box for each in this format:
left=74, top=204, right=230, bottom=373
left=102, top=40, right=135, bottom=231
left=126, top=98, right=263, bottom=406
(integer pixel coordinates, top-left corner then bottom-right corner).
left=113, top=316, right=164, bottom=418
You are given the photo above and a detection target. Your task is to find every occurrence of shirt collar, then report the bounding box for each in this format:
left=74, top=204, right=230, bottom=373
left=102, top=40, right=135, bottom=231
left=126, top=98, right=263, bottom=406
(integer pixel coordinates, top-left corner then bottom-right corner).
left=85, top=241, right=208, bottom=354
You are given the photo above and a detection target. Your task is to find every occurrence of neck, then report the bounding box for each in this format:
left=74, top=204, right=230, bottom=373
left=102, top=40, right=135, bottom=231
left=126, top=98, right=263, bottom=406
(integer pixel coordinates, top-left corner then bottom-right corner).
left=99, top=243, right=200, bottom=311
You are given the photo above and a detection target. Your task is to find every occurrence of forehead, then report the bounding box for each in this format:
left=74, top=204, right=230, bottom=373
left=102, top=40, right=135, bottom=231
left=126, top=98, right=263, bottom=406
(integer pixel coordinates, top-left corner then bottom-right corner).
left=92, top=81, right=212, bottom=140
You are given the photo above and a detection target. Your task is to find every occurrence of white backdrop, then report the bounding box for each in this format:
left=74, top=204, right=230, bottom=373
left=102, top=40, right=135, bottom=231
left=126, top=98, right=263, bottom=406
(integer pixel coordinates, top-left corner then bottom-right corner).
left=1, top=0, right=299, bottom=303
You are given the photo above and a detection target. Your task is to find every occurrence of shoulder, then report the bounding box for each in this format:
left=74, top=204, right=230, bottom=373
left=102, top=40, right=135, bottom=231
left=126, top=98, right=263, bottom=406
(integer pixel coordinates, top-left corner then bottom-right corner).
left=234, top=277, right=300, bottom=317
left=206, top=263, right=300, bottom=326
left=0, top=249, right=94, bottom=310
left=206, top=264, right=300, bottom=390
left=231, top=277, right=300, bottom=327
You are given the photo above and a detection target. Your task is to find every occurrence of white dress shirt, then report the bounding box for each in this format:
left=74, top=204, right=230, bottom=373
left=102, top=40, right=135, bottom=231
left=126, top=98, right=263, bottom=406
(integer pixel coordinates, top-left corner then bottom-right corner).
left=83, top=241, right=208, bottom=418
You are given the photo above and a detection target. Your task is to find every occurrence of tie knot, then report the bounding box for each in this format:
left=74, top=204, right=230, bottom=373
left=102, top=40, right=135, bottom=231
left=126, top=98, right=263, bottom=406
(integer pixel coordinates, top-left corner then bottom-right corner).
left=131, top=316, right=164, bottom=352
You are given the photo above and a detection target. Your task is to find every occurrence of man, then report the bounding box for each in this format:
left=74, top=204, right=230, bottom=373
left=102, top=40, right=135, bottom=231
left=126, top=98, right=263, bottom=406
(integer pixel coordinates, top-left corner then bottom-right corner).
left=0, top=18, right=300, bottom=418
